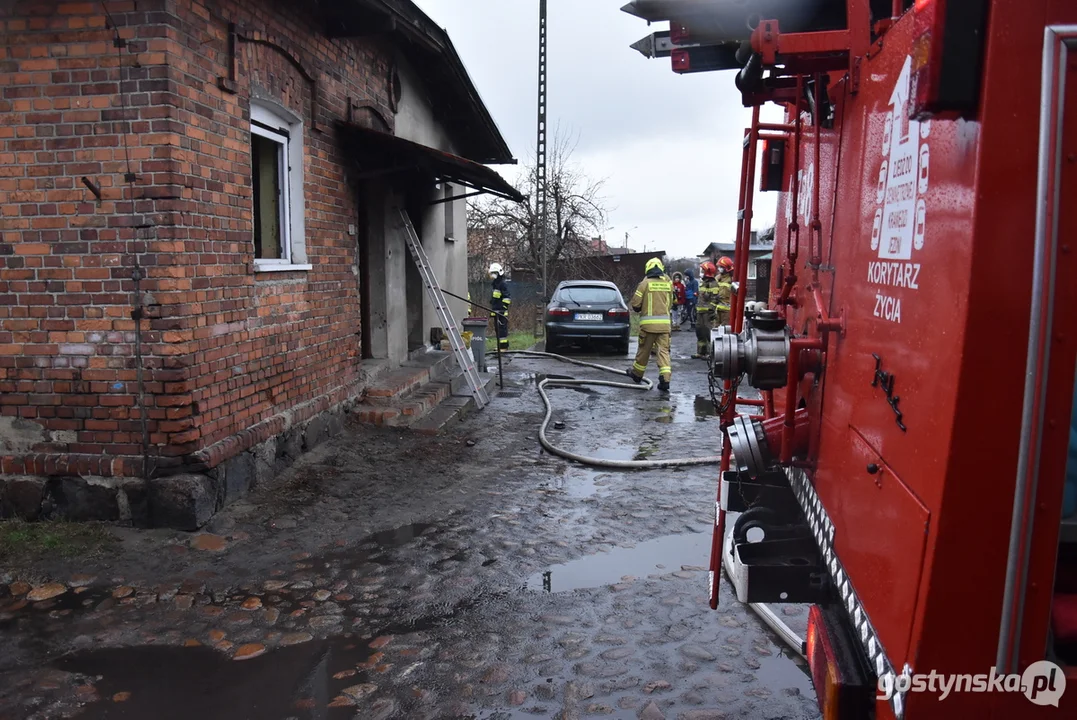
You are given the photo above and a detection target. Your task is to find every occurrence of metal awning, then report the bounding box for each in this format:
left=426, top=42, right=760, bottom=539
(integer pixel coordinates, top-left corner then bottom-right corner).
left=339, top=122, right=524, bottom=203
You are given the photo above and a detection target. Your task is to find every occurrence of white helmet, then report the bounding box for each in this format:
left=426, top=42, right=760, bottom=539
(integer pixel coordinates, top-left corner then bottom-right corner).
left=488, top=262, right=503, bottom=276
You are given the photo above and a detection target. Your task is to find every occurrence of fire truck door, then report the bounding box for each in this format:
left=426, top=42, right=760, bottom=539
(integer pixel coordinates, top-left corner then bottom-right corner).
left=999, top=28, right=1077, bottom=695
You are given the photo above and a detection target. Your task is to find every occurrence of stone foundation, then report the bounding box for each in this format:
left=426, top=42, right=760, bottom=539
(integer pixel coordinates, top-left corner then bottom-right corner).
left=0, top=403, right=351, bottom=531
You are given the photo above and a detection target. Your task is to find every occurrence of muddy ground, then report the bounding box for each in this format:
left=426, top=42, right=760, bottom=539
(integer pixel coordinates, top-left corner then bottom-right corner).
left=0, top=329, right=819, bottom=720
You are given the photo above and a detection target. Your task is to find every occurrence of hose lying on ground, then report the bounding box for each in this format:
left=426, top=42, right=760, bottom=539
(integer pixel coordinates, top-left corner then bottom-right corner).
left=489, top=350, right=723, bottom=469
left=490, top=349, right=806, bottom=660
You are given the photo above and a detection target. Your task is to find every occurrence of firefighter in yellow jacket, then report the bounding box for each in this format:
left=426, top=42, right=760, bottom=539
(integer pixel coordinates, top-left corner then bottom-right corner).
left=626, top=257, right=674, bottom=392
left=714, top=256, right=735, bottom=328
left=694, top=257, right=736, bottom=359
left=694, top=261, right=720, bottom=359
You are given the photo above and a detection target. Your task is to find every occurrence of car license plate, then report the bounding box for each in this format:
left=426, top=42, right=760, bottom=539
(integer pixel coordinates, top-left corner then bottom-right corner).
left=575, top=313, right=603, bottom=322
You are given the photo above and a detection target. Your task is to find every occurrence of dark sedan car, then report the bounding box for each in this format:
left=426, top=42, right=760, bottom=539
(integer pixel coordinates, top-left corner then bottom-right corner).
left=545, top=280, right=631, bottom=355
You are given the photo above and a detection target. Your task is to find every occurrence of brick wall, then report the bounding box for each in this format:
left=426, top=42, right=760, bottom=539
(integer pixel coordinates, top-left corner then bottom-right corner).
left=0, top=0, right=394, bottom=478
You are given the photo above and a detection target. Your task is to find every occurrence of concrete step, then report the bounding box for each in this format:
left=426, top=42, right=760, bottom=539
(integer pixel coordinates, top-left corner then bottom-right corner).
left=402, top=349, right=455, bottom=377
left=353, top=351, right=496, bottom=432
left=409, top=372, right=498, bottom=435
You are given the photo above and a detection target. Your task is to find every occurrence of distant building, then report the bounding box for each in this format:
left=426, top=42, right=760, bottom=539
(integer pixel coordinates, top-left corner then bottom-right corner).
left=589, top=238, right=632, bottom=256
left=700, top=230, right=774, bottom=300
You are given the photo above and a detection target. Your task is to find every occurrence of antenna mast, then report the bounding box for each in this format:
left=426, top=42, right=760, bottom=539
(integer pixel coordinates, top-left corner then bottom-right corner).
left=536, top=0, right=549, bottom=305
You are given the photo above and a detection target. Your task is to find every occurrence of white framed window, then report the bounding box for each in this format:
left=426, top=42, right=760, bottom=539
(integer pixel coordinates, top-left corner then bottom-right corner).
left=748, top=261, right=758, bottom=280
left=250, top=103, right=310, bottom=272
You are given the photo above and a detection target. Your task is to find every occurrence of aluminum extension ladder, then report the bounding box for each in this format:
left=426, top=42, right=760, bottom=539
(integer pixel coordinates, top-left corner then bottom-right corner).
left=398, top=209, right=489, bottom=410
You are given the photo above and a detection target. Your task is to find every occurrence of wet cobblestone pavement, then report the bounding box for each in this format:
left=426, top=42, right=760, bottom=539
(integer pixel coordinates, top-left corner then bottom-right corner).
left=0, top=331, right=819, bottom=720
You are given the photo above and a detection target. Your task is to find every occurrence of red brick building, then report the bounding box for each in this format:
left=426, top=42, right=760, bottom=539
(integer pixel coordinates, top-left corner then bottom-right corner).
left=0, top=0, right=520, bottom=527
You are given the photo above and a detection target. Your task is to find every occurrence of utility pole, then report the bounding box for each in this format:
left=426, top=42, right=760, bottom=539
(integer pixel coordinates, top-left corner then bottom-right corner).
left=536, top=0, right=549, bottom=307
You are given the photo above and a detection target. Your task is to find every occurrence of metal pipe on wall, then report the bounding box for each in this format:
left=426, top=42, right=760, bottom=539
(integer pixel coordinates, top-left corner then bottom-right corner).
left=733, top=105, right=761, bottom=335
left=810, top=74, right=823, bottom=271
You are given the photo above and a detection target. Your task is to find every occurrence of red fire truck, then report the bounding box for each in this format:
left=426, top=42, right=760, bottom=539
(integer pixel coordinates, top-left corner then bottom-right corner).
left=623, top=1, right=1077, bottom=718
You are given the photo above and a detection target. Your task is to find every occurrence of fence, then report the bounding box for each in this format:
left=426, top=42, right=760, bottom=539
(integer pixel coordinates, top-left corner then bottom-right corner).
left=467, top=280, right=545, bottom=335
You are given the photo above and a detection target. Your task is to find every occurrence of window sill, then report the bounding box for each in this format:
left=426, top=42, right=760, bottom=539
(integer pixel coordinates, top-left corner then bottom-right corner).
left=254, top=263, right=313, bottom=273
left=444, top=236, right=456, bottom=243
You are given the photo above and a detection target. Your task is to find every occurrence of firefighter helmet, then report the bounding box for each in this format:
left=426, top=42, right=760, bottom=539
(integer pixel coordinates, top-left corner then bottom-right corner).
left=700, top=261, right=717, bottom=278
left=488, top=262, right=503, bottom=277
left=718, top=256, right=734, bottom=273
left=645, top=257, right=665, bottom=274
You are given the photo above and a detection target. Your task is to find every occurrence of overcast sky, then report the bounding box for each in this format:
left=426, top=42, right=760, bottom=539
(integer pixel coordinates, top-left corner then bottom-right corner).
left=412, top=0, right=783, bottom=260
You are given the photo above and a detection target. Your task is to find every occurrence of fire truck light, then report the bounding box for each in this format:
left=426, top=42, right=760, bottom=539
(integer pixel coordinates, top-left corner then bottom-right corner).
left=909, top=0, right=988, bottom=119
left=760, top=138, right=786, bottom=192
left=911, top=31, right=931, bottom=74
left=805, top=604, right=876, bottom=719
left=670, top=21, right=690, bottom=45
left=911, top=0, right=943, bottom=116
left=807, top=606, right=844, bottom=719
left=671, top=49, right=691, bottom=73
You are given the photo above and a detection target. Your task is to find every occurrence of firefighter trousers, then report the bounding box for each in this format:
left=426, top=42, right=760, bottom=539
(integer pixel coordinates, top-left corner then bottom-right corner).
left=494, top=313, right=509, bottom=351
left=630, top=329, right=671, bottom=382
left=696, top=311, right=712, bottom=356
left=697, top=309, right=730, bottom=357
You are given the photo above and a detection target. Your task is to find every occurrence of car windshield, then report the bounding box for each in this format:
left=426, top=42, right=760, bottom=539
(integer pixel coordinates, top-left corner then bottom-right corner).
left=558, top=286, right=620, bottom=305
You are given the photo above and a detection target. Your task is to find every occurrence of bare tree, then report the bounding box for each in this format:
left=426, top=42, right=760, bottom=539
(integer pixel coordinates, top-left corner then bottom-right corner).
left=468, top=127, right=610, bottom=276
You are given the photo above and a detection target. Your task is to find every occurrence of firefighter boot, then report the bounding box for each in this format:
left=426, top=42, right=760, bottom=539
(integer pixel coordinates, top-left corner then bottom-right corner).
left=625, top=369, right=643, bottom=384
left=693, top=318, right=711, bottom=359
left=656, top=335, right=672, bottom=393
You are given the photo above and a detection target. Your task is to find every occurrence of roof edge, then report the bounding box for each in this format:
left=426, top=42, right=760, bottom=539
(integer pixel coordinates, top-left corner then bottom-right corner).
left=373, top=0, right=517, bottom=164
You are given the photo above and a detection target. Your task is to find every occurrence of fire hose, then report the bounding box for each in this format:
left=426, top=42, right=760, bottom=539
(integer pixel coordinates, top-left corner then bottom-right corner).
left=492, top=350, right=723, bottom=469
left=489, top=348, right=806, bottom=659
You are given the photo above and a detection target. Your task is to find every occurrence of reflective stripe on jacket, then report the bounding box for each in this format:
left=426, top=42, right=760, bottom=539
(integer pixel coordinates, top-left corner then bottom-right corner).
left=698, top=278, right=721, bottom=313
left=491, top=276, right=511, bottom=313
left=715, top=277, right=733, bottom=311
left=631, top=275, right=673, bottom=331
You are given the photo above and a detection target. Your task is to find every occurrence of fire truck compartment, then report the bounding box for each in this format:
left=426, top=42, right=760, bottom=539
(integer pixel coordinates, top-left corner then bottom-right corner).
left=723, top=469, right=831, bottom=605
left=817, top=425, right=929, bottom=669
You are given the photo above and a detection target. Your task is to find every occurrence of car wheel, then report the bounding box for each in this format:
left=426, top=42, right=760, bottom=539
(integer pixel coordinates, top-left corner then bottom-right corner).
left=618, top=338, right=630, bottom=356
left=545, top=336, right=559, bottom=354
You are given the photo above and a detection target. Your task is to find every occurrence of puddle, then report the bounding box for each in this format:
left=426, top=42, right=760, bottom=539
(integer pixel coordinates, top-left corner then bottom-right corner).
left=633, top=439, right=660, bottom=460
left=693, top=395, right=719, bottom=418
left=367, top=522, right=434, bottom=549
left=53, top=640, right=362, bottom=720
left=539, top=469, right=614, bottom=500
left=26, top=567, right=510, bottom=719
left=756, top=647, right=815, bottom=693
left=43, top=589, right=504, bottom=720
left=0, top=521, right=450, bottom=646
left=651, top=394, right=719, bottom=424
left=586, top=444, right=638, bottom=462
left=519, top=372, right=596, bottom=395
left=525, top=531, right=711, bottom=593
